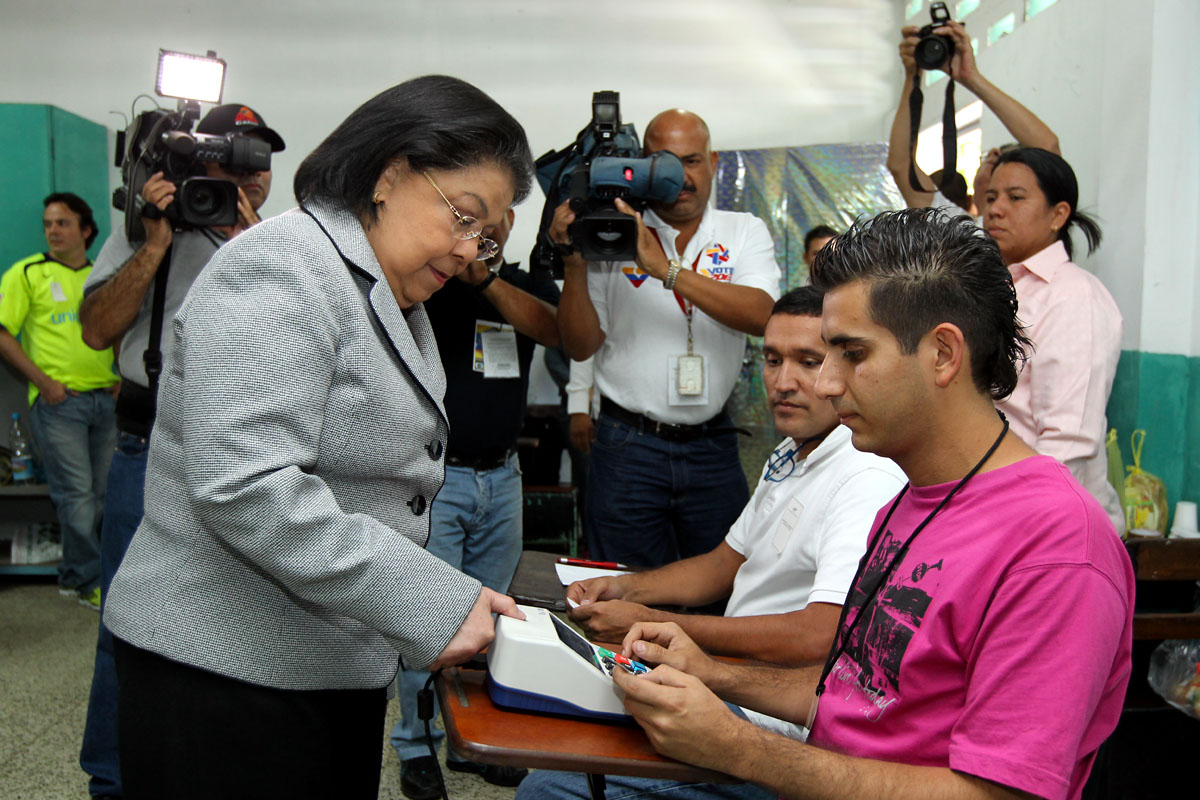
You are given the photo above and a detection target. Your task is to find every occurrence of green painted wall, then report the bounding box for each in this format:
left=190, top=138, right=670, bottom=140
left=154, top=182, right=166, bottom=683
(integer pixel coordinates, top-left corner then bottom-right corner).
left=1106, top=350, right=1200, bottom=528
left=0, top=103, right=111, bottom=265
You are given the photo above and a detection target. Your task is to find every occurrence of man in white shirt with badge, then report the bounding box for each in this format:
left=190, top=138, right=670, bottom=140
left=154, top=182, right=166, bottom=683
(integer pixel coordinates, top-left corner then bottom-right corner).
left=552, top=109, right=780, bottom=568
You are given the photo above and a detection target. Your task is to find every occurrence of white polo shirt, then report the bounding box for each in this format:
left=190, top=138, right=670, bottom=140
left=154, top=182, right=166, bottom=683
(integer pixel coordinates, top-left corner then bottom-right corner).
left=724, top=425, right=906, bottom=737
left=725, top=425, right=906, bottom=618
left=587, top=206, right=780, bottom=425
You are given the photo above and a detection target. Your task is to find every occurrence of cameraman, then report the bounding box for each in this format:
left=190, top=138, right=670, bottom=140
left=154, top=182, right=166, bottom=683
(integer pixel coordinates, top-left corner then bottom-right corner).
left=552, top=109, right=780, bottom=569
left=886, top=18, right=1059, bottom=213
left=76, top=103, right=284, bottom=800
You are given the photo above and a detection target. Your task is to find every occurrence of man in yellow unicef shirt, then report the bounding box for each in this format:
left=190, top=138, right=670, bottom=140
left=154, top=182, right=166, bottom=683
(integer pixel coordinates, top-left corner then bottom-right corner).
left=0, top=193, right=118, bottom=610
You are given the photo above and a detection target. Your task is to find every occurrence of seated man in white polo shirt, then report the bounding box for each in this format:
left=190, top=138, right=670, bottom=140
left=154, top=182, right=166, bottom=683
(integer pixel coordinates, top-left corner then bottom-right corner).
left=567, top=285, right=903, bottom=668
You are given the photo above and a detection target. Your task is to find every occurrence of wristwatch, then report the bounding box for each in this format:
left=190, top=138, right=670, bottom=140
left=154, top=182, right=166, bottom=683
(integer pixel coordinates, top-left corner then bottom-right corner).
left=475, top=270, right=499, bottom=292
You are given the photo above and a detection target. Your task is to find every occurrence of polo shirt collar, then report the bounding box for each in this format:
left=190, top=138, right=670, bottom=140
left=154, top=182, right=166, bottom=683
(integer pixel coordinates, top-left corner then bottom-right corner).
left=785, top=423, right=852, bottom=476
left=642, top=205, right=714, bottom=258
left=1012, top=239, right=1069, bottom=283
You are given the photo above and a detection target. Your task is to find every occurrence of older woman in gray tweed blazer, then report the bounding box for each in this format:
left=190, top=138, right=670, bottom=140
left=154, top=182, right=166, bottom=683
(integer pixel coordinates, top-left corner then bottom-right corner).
left=102, top=76, right=532, bottom=799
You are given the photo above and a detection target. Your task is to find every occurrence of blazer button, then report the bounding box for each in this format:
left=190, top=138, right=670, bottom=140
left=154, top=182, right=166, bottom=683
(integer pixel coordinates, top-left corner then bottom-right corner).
left=426, top=440, right=443, bottom=459
left=407, top=495, right=427, bottom=515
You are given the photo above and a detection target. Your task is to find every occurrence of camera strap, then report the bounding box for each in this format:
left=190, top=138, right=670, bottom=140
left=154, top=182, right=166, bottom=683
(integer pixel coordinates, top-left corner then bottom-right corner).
left=907, top=70, right=958, bottom=195
left=142, top=245, right=173, bottom=398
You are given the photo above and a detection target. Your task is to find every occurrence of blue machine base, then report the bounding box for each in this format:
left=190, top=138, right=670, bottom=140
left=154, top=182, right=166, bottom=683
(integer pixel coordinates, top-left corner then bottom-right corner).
left=486, top=672, right=632, bottom=723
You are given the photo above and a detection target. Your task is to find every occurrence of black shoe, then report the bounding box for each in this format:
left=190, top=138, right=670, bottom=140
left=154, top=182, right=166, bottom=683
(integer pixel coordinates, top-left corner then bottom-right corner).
left=400, top=756, right=443, bottom=800
left=446, top=758, right=528, bottom=787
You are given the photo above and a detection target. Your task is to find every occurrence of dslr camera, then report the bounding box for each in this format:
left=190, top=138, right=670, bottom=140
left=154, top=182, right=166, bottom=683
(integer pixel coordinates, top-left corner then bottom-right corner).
left=914, top=2, right=954, bottom=71
left=112, top=50, right=272, bottom=243
left=531, top=91, right=684, bottom=270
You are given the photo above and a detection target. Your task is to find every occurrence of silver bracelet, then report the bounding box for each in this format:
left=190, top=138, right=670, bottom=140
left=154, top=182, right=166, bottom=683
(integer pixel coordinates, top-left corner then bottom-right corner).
left=663, top=260, right=682, bottom=290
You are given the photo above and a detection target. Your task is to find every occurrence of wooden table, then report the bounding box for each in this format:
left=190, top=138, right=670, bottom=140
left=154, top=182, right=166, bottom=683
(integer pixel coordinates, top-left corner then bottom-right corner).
left=437, top=666, right=735, bottom=798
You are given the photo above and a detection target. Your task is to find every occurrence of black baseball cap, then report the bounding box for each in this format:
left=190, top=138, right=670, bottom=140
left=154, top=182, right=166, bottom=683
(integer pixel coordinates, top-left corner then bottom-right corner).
left=196, top=104, right=286, bottom=152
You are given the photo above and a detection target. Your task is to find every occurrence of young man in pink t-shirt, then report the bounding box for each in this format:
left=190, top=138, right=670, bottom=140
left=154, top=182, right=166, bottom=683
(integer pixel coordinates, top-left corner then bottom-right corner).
left=608, top=208, right=1134, bottom=800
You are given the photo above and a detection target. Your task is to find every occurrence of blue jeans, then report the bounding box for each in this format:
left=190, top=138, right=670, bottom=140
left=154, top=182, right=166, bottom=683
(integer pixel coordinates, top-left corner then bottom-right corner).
left=80, top=430, right=150, bottom=798
left=391, top=455, right=524, bottom=762
left=585, top=413, right=749, bottom=568
left=514, top=705, right=774, bottom=800
left=28, top=390, right=116, bottom=593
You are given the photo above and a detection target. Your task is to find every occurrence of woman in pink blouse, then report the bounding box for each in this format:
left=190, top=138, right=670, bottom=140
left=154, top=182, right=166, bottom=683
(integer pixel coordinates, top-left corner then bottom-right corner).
left=984, top=148, right=1125, bottom=534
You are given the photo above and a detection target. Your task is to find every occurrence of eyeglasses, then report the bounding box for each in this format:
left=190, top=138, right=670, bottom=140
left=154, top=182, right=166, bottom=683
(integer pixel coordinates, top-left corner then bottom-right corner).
left=763, top=444, right=798, bottom=483
left=421, top=170, right=499, bottom=261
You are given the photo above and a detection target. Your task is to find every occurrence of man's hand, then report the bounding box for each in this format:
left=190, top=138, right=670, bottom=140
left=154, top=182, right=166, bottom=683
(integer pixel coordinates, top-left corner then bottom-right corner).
left=107, top=381, right=122, bottom=399
left=140, top=172, right=176, bottom=250
left=613, top=662, right=747, bottom=771
left=234, top=187, right=262, bottom=231
left=612, top=198, right=670, bottom=281
left=36, top=378, right=70, bottom=405
left=572, top=599, right=660, bottom=643
left=566, top=574, right=626, bottom=605
left=548, top=200, right=576, bottom=247
left=427, top=587, right=524, bottom=671
left=568, top=412, right=594, bottom=454
left=622, top=621, right=722, bottom=687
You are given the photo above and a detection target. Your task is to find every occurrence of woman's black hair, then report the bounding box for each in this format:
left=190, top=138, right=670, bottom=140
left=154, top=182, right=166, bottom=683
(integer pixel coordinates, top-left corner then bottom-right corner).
left=294, top=75, right=533, bottom=221
left=993, top=147, right=1102, bottom=260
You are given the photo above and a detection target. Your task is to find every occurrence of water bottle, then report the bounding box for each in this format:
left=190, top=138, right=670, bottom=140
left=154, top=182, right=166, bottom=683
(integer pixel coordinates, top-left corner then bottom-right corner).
left=9, top=412, right=33, bottom=485
left=558, top=449, right=572, bottom=487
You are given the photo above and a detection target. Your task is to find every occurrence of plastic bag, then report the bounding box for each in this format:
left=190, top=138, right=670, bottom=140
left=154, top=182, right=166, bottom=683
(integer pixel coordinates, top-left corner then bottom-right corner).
left=1105, top=429, right=1125, bottom=513
left=1148, top=639, right=1200, bottom=719
left=1124, top=429, right=1168, bottom=535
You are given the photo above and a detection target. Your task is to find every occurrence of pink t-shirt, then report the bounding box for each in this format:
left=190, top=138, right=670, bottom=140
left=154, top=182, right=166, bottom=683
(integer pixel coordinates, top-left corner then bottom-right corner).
left=808, top=456, right=1133, bottom=800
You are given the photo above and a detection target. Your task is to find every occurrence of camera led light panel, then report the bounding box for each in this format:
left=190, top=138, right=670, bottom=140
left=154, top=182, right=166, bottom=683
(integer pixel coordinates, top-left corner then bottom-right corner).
left=156, top=50, right=225, bottom=104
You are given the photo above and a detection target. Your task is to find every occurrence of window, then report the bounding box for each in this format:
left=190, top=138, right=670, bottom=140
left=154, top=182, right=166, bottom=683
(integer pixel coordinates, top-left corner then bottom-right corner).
left=1025, top=0, right=1060, bottom=20
left=988, top=12, right=1016, bottom=44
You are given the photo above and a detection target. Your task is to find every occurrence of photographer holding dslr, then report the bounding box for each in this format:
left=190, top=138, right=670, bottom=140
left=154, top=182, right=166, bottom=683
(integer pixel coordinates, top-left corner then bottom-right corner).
left=886, top=6, right=1059, bottom=213
left=76, top=102, right=284, bottom=800
left=552, top=109, right=780, bottom=568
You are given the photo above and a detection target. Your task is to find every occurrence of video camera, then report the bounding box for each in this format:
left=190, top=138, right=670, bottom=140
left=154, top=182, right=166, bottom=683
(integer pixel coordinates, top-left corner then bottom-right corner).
left=531, top=91, right=684, bottom=273
left=112, top=50, right=272, bottom=243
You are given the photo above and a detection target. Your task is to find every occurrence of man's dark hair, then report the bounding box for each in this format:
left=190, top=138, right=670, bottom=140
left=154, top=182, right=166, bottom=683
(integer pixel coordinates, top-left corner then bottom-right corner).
left=294, top=75, right=533, bottom=221
left=772, top=284, right=824, bottom=318
left=804, top=225, right=839, bottom=252
left=810, top=208, right=1030, bottom=400
left=928, top=169, right=970, bottom=212
left=43, top=192, right=97, bottom=248
left=993, top=147, right=1101, bottom=261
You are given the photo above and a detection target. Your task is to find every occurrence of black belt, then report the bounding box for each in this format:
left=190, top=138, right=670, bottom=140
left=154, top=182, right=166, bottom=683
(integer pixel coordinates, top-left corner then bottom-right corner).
left=600, top=397, right=740, bottom=443
left=445, top=447, right=516, bottom=471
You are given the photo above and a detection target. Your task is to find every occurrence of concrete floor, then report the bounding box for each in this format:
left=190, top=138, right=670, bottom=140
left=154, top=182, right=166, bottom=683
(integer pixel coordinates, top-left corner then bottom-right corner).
left=0, top=578, right=520, bottom=800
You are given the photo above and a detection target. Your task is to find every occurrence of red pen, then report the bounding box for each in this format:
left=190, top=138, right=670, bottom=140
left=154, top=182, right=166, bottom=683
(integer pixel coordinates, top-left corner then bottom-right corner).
left=558, top=557, right=629, bottom=570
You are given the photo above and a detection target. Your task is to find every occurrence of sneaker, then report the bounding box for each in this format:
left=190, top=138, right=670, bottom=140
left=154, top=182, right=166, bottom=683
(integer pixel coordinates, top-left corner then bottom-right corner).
left=77, top=586, right=101, bottom=611
left=446, top=757, right=528, bottom=787
left=59, top=586, right=76, bottom=598
left=400, top=755, right=442, bottom=800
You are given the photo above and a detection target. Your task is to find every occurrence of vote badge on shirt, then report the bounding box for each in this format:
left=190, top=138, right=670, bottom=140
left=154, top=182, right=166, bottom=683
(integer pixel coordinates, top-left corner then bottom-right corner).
left=473, top=320, right=519, bottom=379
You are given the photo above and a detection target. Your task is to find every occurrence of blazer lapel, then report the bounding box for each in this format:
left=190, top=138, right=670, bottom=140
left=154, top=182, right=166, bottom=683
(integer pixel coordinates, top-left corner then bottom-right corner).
left=302, top=199, right=448, bottom=425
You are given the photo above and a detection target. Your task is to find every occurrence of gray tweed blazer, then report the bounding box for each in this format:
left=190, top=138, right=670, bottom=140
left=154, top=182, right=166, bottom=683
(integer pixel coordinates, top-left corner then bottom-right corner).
left=103, top=198, right=481, bottom=690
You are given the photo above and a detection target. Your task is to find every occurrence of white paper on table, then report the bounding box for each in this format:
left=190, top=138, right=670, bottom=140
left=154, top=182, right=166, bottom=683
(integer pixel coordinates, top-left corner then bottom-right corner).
left=554, top=564, right=631, bottom=585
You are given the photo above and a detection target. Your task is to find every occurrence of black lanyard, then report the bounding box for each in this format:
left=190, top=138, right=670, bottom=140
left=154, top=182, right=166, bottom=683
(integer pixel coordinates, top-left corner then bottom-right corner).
left=815, top=413, right=1010, bottom=698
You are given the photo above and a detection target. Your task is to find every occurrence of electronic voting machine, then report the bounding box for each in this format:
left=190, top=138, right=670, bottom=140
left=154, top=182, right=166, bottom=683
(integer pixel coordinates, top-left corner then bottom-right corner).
left=486, top=604, right=649, bottom=721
